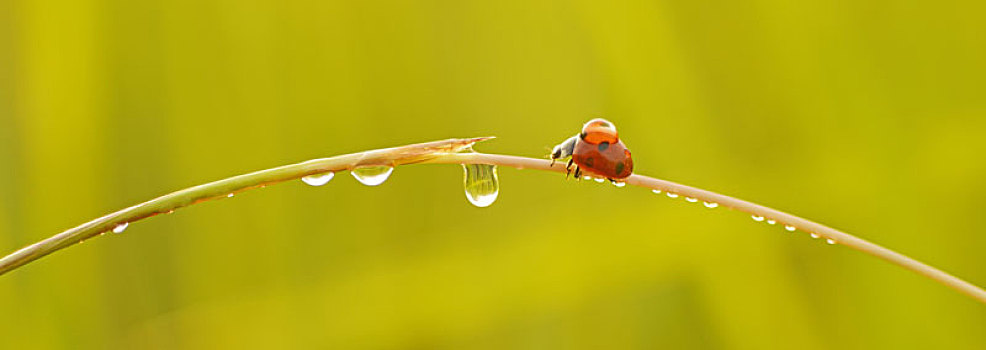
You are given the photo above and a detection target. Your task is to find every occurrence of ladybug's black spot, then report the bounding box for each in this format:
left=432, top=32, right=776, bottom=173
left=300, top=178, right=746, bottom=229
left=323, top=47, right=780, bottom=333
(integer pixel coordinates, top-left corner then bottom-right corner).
left=584, top=157, right=595, bottom=168
left=614, top=162, right=625, bottom=175
left=580, top=131, right=587, bottom=140
left=597, top=142, right=610, bottom=152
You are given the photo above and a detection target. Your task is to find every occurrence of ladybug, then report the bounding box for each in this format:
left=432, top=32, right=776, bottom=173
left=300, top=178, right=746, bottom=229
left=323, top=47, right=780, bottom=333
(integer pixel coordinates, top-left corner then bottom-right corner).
left=550, top=118, right=634, bottom=181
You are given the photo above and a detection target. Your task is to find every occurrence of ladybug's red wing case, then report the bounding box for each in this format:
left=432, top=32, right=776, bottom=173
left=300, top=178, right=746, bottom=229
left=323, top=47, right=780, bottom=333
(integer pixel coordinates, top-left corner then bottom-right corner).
left=572, top=139, right=633, bottom=179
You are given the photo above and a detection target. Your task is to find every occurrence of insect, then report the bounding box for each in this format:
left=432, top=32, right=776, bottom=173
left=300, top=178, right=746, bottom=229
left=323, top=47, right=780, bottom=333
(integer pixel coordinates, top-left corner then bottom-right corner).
left=550, top=118, right=634, bottom=181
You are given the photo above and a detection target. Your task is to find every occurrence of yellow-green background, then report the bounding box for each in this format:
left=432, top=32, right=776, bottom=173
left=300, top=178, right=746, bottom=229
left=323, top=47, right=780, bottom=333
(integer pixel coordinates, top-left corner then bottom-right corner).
left=1, top=0, right=985, bottom=349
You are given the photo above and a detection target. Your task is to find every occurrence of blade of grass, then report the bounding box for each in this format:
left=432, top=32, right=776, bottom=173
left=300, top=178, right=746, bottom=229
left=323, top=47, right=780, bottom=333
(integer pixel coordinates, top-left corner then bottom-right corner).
left=1, top=138, right=984, bottom=305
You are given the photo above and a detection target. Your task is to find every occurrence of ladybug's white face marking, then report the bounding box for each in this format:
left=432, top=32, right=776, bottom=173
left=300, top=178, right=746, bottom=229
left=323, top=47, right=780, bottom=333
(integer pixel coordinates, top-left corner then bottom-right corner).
left=550, top=135, right=579, bottom=161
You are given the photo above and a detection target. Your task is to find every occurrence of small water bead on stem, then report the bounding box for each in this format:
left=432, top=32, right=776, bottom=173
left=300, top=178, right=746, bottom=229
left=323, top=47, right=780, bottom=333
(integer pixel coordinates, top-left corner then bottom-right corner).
left=611, top=181, right=626, bottom=188
left=112, top=223, right=129, bottom=234
left=826, top=239, right=837, bottom=245
left=227, top=193, right=234, bottom=198
left=301, top=172, right=335, bottom=186
left=784, top=225, right=796, bottom=232
left=810, top=233, right=820, bottom=239
left=594, top=178, right=605, bottom=183
left=583, top=176, right=592, bottom=181
left=462, top=164, right=499, bottom=207
left=703, top=201, right=718, bottom=208
left=685, top=197, right=698, bottom=203
left=666, top=192, right=679, bottom=198
left=766, top=219, right=776, bottom=225
left=752, top=215, right=765, bottom=222
left=351, top=166, right=394, bottom=186
left=652, top=189, right=662, bottom=194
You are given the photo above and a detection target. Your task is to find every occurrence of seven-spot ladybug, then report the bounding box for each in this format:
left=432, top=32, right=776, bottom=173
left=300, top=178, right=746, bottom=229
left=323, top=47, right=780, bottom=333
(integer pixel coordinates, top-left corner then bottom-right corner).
left=550, top=118, right=634, bottom=181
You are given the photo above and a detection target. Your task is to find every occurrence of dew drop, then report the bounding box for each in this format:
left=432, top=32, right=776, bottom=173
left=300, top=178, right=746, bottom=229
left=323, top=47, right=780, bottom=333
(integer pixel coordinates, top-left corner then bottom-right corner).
left=666, top=193, right=679, bottom=198
left=652, top=189, right=662, bottom=194
left=703, top=201, right=718, bottom=208
left=227, top=193, right=235, bottom=198
left=351, top=166, right=394, bottom=186
left=826, top=239, right=837, bottom=245
left=583, top=176, right=592, bottom=180
left=594, top=178, right=605, bottom=183
left=612, top=181, right=626, bottom=188
left=784, top=225, right=796, bottom=232
left=810, top=233, right=820, bottom=239
left=462, top=164, right=499, bottom=207
left=302, top=172, right=335, bottom=186
left=112, top=222, right=129, bottom=234
left=685, top=197, right=698, bottom=202
left=766, top=219, right=776, bottom=225
left=752, top=215, right=764, bottom=222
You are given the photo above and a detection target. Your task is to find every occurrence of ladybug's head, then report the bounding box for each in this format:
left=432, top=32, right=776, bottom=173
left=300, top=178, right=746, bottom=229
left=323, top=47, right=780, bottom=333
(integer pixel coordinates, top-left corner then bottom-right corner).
left=580, top=118, right=619, bottom=144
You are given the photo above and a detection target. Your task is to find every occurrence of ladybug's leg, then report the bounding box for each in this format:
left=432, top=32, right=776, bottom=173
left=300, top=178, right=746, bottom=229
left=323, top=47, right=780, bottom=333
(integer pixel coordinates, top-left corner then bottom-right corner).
left=565, top=158, right=574, bottom=178
left=574, top=166, right=582, bottom=179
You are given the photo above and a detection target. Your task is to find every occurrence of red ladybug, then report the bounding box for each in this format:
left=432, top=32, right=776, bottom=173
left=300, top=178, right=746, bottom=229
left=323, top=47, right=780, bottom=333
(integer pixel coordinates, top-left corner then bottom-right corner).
left=550, top=118, right=634, bottom=181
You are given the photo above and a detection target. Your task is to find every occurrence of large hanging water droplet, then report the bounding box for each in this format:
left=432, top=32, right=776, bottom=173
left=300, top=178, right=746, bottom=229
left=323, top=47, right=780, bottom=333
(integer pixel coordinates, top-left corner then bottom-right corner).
left=112, top=222, right=129, bottom=234
left=752, top=215, right=764, bottom=222
left=351, top=166, right=394, bottom=186
left=302, top=172, right=335, bottom=186
left=462, top=164, right=499, bottom=207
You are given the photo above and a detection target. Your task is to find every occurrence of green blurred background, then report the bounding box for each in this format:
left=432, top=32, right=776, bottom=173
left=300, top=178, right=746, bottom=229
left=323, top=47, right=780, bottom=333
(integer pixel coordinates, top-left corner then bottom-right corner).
left=2, top=0, right=985, bottom=348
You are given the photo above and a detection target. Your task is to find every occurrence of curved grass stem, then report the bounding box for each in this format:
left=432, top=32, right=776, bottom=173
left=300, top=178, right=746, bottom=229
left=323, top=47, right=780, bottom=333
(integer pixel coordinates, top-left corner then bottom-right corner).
left=1, top=138, right=984, bottom=304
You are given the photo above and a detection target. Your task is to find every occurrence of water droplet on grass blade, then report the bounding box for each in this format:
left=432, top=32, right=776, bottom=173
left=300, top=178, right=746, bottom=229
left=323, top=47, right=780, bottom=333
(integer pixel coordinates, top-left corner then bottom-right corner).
left=112, top=223, right=129, bottom=234
left=302, top=172, right=335, bottom=186
left=752, top=215, right=764, bottom=222
left=351, top=166, right=394, bottom=186
left=703, top=202, right=718, bottom=208
left=784, top=225, right=796, bottom=232
left=462, top=164, right=499, bottom=207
